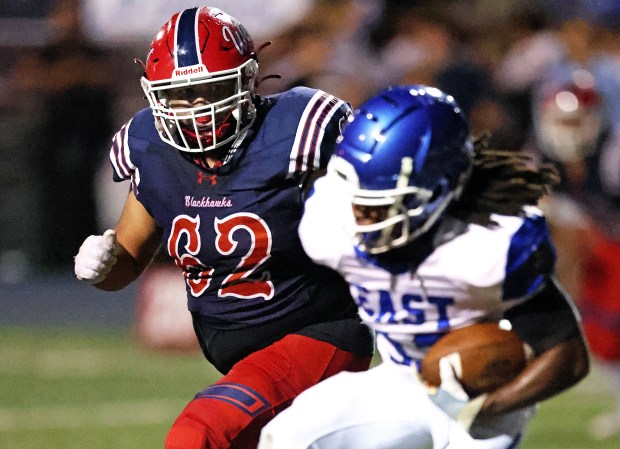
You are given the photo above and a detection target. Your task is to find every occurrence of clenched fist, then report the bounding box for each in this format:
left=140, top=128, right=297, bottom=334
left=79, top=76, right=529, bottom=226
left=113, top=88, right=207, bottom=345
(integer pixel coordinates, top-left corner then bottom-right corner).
left=74, top=229, right=120, bottom=284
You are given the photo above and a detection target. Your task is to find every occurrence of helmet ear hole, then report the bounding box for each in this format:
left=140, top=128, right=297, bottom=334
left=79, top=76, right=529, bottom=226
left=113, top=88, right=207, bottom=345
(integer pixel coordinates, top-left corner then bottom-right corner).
left=429, top=185, right=443, bottom=203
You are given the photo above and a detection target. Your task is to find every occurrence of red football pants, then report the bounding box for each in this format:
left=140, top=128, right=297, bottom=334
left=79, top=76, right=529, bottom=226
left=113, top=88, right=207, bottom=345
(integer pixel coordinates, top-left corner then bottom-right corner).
left=164, top=334, right=372, bottom=449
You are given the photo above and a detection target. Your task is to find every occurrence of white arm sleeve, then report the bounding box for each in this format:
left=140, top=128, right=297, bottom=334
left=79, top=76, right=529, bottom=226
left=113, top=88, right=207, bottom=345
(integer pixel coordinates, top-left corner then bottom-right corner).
left=299, top=174, right=355, bottom=270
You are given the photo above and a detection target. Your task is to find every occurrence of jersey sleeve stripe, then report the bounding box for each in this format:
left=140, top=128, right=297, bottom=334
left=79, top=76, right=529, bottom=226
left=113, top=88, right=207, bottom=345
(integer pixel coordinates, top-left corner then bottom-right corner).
left=297, top=94, right=342, bottom=173
left=110, top=120, right=135, bottom=181
left=288, top=91, right=344, bottom=175
left=289, top=91, right=323, bottom=175
left=306, top=96, right=345, bottom=171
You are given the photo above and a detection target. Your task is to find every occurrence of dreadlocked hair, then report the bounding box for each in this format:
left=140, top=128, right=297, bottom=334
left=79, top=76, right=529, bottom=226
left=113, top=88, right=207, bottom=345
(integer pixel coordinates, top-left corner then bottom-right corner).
left=450, top=135, right=560, bottom=227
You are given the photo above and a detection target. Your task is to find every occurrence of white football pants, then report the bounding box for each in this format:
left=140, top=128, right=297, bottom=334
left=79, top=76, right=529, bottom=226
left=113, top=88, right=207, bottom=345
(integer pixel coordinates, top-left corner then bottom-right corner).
left=259, top=362, right=535, bottom=449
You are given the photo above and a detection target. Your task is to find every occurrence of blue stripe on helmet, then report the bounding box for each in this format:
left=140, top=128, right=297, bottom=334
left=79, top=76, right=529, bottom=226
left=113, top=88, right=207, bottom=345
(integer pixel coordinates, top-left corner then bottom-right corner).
left=176, top=7, right=200, bottom=68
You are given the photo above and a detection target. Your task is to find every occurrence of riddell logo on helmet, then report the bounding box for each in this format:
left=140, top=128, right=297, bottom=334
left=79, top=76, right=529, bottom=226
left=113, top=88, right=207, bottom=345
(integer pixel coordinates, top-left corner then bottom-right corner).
left=173, top=65, right=207, bottom=77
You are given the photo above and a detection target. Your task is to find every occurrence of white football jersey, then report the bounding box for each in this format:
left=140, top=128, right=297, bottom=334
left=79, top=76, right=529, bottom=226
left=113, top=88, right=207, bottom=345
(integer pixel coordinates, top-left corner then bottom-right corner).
left=300, top=173, right=555, bottom=367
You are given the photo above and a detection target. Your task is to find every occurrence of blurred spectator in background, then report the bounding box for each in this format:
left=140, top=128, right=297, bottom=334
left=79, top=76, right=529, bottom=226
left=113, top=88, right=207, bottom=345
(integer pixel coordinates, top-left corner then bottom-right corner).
left=531, top=68, right=620, bottom=440
left=9, top=0, right=116, bottom=272
left=259, top=0, right=383, bottom=107
left=493, top=2, right=564, bottom=145
left=379, top=1, right=525, bottom=149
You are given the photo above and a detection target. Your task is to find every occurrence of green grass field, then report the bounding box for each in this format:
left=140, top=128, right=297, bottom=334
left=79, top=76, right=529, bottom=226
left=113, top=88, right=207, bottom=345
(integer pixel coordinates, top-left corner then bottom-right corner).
left=1, top=326, right=618, bottom=449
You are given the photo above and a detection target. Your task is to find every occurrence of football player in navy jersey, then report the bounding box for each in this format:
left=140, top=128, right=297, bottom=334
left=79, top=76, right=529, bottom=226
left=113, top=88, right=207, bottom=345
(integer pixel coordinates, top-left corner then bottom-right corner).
left=73, top=6, right=373, bottom=449
left=532, top=73, right=620, bottom=439
left=258, top=85, right=590, bottom=449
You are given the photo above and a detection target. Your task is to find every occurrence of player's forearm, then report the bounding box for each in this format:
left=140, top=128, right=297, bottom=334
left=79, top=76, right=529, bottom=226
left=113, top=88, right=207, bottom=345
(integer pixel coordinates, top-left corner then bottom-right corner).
left=92, top=244, right=154, bottom=291
left=478, top=336, right=589, bottom=417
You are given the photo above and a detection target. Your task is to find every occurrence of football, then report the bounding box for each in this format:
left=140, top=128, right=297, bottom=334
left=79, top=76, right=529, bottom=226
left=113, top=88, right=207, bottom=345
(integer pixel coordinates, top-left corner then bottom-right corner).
left=420, top=322, right=527, bottom=397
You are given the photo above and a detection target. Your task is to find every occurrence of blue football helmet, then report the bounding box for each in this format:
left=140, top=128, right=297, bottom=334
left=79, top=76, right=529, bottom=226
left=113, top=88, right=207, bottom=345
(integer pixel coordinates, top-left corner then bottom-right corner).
left=328, top=85, right=473, bottom=254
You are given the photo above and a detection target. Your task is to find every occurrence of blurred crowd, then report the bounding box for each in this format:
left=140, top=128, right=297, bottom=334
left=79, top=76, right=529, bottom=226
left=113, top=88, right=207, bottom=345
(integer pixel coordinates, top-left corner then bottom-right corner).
left=1, top=0, right=620, bottom=439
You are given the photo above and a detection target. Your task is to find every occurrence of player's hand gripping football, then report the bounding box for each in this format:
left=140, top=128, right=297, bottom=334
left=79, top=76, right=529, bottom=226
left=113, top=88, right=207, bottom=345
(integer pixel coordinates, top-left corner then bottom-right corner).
left=74, top=229, right=119, bottom=284
left=426, top=354, right=488, bottom=431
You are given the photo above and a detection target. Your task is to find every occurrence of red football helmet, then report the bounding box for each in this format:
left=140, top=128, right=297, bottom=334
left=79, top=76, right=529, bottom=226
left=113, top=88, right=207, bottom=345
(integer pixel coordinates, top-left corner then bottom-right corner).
left=535, top=73, right=605, bottom=162
left=140, top=7, right=258, bottom=153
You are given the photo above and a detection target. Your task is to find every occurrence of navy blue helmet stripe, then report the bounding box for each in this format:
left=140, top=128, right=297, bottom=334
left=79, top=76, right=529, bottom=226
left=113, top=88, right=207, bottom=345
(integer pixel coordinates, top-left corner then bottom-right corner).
left=194, top=383, right=271, bottom=417
left=176, top=7, right=200, bottom=68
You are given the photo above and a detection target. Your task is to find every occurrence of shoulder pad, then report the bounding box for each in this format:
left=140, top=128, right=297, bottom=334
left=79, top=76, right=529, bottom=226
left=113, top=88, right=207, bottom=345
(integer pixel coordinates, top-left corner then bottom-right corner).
left=503, top=211, right=556, bottom=299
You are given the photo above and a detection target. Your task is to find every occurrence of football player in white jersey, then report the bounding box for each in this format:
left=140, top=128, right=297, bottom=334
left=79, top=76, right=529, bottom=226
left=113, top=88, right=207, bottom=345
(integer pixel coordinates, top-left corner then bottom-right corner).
left=258, top=85, right=590, bottom=449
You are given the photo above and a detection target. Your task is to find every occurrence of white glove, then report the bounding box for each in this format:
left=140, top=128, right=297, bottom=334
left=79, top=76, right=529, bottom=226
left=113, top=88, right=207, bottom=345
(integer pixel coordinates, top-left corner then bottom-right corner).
left=427, top=353, right=487, bottom=431
left=74, top=229, right=119, bottom=284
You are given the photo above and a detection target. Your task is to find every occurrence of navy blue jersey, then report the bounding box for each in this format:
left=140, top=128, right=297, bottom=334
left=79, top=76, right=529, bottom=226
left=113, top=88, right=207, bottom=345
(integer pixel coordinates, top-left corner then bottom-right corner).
left=109, top=87, right=354, bottom=331
left=550, top=133, right=620, bottom=240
